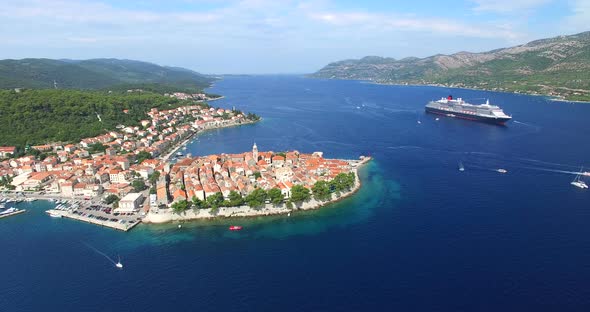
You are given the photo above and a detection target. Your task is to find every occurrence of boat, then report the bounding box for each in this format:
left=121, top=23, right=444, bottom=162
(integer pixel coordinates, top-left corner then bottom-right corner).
left=458, top=162, right=465, bottom=172
left=115, top=256, right=123, bottom=269
left=497, top=169, right=508, bottom=174
left=176, top=151, right=183, bottom=157
left=229, top=225, right=243, bottom=231
left=435, top=118, right=440, bottom=121
left=571, top=167, right=588, bottom=189
left=417, top=121, right=421, bottom=124
left=582, top=171, right=590, bottom=177
left=49, top=212, right=62, bottom=218
left=0, top=207, right=18, bottom=215
left=425, top=95, right=512, bottom=125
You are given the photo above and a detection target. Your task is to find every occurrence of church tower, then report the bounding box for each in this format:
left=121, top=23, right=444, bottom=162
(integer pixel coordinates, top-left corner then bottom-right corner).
left=252, top=142, right=258, bottom=161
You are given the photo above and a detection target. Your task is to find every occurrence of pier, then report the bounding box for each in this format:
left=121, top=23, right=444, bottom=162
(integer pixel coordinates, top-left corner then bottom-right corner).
left=0, top=209, right=26, bottom=219
left=46, top=209, right=141, bottom=232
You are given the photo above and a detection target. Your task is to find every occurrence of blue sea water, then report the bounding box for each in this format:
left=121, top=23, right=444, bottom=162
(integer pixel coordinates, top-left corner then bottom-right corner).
left=2, top=76, right=590, bottom=311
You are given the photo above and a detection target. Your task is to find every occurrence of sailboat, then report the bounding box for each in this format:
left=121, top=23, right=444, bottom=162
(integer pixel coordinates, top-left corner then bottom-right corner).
left=115, top=256, right=123, bottom=269
left=571, top=167, right=588, bottom=189
left=458, top=161, right=465, bottom=172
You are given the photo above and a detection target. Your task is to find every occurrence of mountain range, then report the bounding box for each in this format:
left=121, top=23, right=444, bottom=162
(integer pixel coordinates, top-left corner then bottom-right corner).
left=311, top=31, right=590, bottom=101
left=0, top=58, right=213, bottom=91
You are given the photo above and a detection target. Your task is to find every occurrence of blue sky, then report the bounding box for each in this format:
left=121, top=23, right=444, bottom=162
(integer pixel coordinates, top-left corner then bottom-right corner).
left=0, top=0, right=588, bottom=74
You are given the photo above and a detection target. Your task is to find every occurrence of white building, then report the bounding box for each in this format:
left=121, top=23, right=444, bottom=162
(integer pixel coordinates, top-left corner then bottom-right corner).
left=116, top=193, right=144, bottom=213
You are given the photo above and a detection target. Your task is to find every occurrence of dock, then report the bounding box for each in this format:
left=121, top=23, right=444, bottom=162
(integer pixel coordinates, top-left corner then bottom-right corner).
left=0, top=209, right=26, bottom=219
left=46, top=210, right=141, bottom=232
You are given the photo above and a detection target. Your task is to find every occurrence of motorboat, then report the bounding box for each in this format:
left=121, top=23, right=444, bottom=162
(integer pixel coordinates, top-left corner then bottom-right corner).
left=497, top=169, right=508, bottom=174
left=229, top=225, right=243, bottom=231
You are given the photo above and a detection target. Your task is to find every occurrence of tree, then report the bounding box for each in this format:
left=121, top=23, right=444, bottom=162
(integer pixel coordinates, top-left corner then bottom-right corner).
left=312, top=181, right=331, bottom=201
left=290, top=185, right=310, bottom=203
left=228, top=190, right=244, bottom=206
left=253, top=171, right=262, bottom=179
left=87, top=142, right=107, bottom=154
left=131, top=179, right=147, bottom=192
left=148, top=171, right=161, bottom=185
left=267, top=188, right=284, bottom=205
left=171, top=200, right=189, bottom=214
left=192, top=196, right=204, bottom=209
left=206, top=192, right=224, bottom=209
left=135, top=150, right=152, bottom=164
left=104, top=194, right=119, bottom=205
left=245, top=188, right=267, bottom=208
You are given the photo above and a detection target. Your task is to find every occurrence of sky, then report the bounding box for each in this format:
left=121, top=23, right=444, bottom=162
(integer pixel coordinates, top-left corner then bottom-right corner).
left=0, top=0, right=588, bottom=74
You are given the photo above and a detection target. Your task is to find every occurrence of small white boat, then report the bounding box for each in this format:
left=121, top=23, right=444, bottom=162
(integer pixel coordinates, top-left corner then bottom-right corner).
left=435, top=118, right=440, bottom=121
left=115, top=256, right=123, bottom=269
left=571, top=167, right=588, bottom=189
left=49, top=212, right=62, bottom=218
left=497, top=169, right=508, bottom=174
left=417, top=121, right=422, bottom=124
left=458, top=162, right=465, bottom=172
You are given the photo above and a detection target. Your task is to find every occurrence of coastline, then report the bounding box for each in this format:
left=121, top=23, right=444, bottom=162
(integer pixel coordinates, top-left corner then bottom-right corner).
left=159, top=118, right=261, bottom=161
left=332, top=77, right=590, bottom=103
left=143, top=156, right=371, bottom=224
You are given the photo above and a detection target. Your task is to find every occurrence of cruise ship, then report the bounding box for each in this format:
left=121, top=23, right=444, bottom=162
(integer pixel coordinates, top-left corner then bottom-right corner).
left=425, top=95, right=512, bottom=125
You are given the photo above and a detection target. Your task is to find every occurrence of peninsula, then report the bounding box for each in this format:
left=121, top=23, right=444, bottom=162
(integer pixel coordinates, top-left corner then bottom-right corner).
left=311, top=31, right=590, bottom=102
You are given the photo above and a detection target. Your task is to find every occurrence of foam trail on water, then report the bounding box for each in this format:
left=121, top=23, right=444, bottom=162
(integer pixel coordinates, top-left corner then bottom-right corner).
left=519, top=166, right=581, bottom=175
left=83, top=242, right=118, bottom=266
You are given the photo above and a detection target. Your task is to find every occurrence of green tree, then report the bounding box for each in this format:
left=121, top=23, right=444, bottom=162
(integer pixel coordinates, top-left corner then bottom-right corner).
left=253, top=171, right=262, bottom=179
left=267, top=188, right=284, bottom=205
left=206, top=192, right=224, bottom=209
left=290, top=185, right=310, bottom=203
left=312, top=181, right=331, bottom=201
left=228, top=190, right=244, bottom=206
left=192, top=196, right=204, bottom=209
left=171, top=200, right=189, bottom=214
left=135, top=151, right=152, bottom=164
left=87, top=142, right=107, bottom=154
left=148, top=171, right=161, bottom=185
left=131, top=179, right=147, bottom=192
left=104, top=194, right=119, bottom=205
left=245, top=188, right=267, bottom=208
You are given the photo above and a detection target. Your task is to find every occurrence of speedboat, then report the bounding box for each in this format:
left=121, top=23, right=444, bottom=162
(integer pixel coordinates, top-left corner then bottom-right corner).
left=497, top=169, right=508, bottom=174
left=229, top=225, right=243, bottom=231
left=571, top=167, right=588, bottom=189
left=458, top=162, right=465, bottom=172
left=115, top=256, right=123, bottom=269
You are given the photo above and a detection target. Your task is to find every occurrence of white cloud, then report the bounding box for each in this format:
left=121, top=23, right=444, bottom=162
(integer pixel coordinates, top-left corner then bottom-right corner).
left=470, top=0, right=552, bottom=13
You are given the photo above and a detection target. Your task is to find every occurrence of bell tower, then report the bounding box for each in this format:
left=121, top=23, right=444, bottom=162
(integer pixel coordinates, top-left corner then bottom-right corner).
left=252, top=142, right=258, bottom=160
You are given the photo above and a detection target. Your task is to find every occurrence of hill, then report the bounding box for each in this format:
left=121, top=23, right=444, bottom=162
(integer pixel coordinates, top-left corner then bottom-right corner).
left=0, top=89, right=187, bottom=147
left=311, top=31, right=590, bottom=101
left=0, top=58, right=214, bottom=92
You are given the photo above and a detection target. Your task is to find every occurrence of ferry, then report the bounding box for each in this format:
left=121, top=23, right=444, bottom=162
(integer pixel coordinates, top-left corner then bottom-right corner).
left=229, top=225, right=243, bottom=231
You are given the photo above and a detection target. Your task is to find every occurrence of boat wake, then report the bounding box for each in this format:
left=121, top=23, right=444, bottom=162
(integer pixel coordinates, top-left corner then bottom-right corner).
left=83, top=242, right=122, bottom=269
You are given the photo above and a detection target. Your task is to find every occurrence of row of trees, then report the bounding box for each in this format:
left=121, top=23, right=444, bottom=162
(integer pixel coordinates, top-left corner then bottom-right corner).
left=170, top=172, right=356, bottom=214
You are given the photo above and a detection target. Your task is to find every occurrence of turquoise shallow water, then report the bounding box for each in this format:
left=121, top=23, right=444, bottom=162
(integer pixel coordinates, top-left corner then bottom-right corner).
left=2, top=76, right=590, bottom=311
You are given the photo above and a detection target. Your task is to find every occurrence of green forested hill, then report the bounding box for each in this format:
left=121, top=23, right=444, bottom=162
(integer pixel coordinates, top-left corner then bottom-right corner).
left=0, top=89, right=186, bottom=147
left=0, top=58, right=214, bottom=91
left=311, top=31, right=590, bottom=101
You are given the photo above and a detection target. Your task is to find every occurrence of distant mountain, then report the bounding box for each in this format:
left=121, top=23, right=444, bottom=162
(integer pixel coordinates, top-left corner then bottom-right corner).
left=311, top=31, right=590, bottom=101
left=0, top=58, right=214, bottom=91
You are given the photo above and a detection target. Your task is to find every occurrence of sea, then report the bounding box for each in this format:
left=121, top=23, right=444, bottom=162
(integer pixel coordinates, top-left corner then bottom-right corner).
left=2, top=75, right=590, bottom=311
